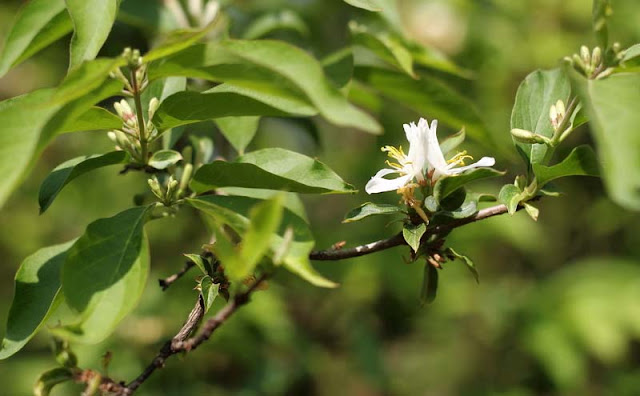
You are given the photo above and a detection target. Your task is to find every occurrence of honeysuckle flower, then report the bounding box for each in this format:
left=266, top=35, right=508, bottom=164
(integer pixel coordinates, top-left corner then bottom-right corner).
left=365, top=117, right=496, bottom=194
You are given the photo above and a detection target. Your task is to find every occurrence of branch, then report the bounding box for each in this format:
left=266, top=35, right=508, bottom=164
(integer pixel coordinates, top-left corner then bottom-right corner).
left=309, top=203, right=515, bottom=261
left=158, top=261, right=195, bottom=291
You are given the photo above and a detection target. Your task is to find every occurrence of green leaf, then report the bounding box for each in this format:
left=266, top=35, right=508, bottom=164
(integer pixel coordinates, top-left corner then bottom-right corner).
left=439, top=128, right=466, bottom=157
left=621, top=44, right=640, bottom=66
left=0, top=240, right=75, bottom=360
left=217, top=187, right=308, bottom=222
left=215, top=116, right=260, bottom=155
left=532, top=145, right=600, bottom=187
left=191, top=148, right=355, bottom=194
left=403, top=222, right=426, bottom=253
left=569, top=71, right=640, bottom=210
left=243, top=10, right=309, bottom=39
left=148, top=149, right=182, bottom=170
left=0, top=0, right=72, bottom=78
left=420, top=264, right=438, bottom=305
left=343, top=202, right=404, bottom=223
left=592, top=0, right=612, bottom=49
left=350, top=21, right=415, bottom=78
left=184, top=254, right=212, bottom=276
left=433, top=168, right=504, bottom=203
left=59, top=206, right=151, bottom=343
left=322, top=48, right=354, bottom=88
left=66, top=0, right=119, bottom=69
left=152, top=89, right=314, bottom=131
left=404, top=40, right=473, bottom=79
left=433, top=200, right=478, bottom=220
left=499, top=184, right=524, bottom=215
left=198, top=276, right=219, bottom=314
left=33, top=367, right=73, bottom=396
left=343, top=0, right=382, bottom=11
left=355, top=67, right=490, bottom=143
left=141, top=76, right=187, bottom=115
left=510, top=68, right=570, bottom=164
left=39, top=151, right=129, bottom=213
left=148, top=40, right=381, bottom=134
left=188, top=195, right=337, bottom=288
left=142, top=20, right=221, bottom=63
left=524, top=202, right=540, bottom=221
left=51, top=57, right=124, bottom=105
left=57, top=106, right=122, bottom=134
left=447, top=247, right=479, bottom=284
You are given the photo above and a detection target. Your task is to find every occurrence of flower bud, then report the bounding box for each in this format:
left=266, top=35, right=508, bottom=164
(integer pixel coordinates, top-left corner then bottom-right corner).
left=511, top=128, right=551, bottom=145
left=107, top=131, right=118, bottom=143
left=148, top=97, right=159, bottom=119
left=580, top=45, right=591, bottom=64
left=148, top=176, right=164, bottom=199
left=555, top=100, right=565, bottom=118
left=591, top=46, right=602, bottom=66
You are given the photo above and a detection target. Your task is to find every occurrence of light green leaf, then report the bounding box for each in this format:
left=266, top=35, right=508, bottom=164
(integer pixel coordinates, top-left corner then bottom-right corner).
left=148, top=40, right=381, bottom=134
left=350, top=21, right=415, bottom=78
left=420, top=264, right=438, bottom=305
left=570, top=71, right=640, bottom=210
left=343, top=0, right=382, bottom=11
left=33, top=367, right=73, bottom=396
left=141, top=76, right=187, bottom=115
left=191, top=148, right=355, bottom=194
left=59, top=206, right=151, bottom=343
left=510, top=68, right=570, bottom=164
left=198, top=276, right=219, bottom=314
left=39, top=151, right=129, bottom=213
left=592, top=0, right=612, bottom=49
left=215, top=116, right=260, bottom=155
left=0, top=0, right=72, bottom=78
left=355, top=67, right=490, bottom=143
left=621, top=43, right=640, bottom=66
left=188, top=195, right=337, bottom=288
left=184, top=253, right=212, bottom=276
left=404, top=40, right=473, bottom=79
left=57, top=106, right=122, bottom=134
left=433, top=168, right=504, bottom=203
left=51, top=57, right=124, bottom=105
left=217, top=187, right=308, bottom=222
left=499, top=184, right=524, bottom=215
left=447, top=247, right=479, bottom=284
left=143, top=20, right=221, bottom=63
left=148, top=149, right=182, bottom=170
left=403, top=222, right=426, bottom=253
left=66, top=0, right=119, bottom=69
left=524, top=202, right=539, bottom=221
left=532, top=145, right=600, bottom=187
left=439, top=128, right=466, bottom=157
left=343, top=202, right=404, bottom=223
left=433, top=200, right=478, bottom=220
left=243, top=10, right=309, bottom=39
left=0, top=240, right=75, bottom=360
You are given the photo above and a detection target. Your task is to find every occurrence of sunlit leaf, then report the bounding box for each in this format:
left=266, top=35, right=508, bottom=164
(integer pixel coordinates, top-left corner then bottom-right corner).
left=433, top=168, right=504, bottom=203
left=66, top=0, right=119, bottom=69
left=532, top=145, right=600, bottom=187
left=343, top=202, right=404, bottom=223
left=198, top=276, right=220, bottom=314
left=243, top=10, right=309, bottom=39
left=403, top=222, right=426, bottom=253
left=350, top=21, right=415, bottom=78
left=148, top=149, right=182, bottom=170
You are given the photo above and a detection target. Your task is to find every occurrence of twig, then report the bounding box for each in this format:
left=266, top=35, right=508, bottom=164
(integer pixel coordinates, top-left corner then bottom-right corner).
left=158, top=261, right=195, bottom=291
left=310, top=203, right=516, bottom=261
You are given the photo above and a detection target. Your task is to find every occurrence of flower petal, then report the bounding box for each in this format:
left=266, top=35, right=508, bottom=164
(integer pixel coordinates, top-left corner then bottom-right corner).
left=365, top=169, right=412, bottom=194
left=425, top=119, right=448, bottom=173
left=447, top=156, right=496, bottom=174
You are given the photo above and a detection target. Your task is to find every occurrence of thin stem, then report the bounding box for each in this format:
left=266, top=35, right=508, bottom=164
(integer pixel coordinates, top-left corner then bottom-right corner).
left=130, top=68, right=148, bottom=164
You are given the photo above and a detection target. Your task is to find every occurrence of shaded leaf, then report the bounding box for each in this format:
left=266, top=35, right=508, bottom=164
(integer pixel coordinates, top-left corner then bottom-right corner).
left=433, top=168, right=504, bottom=203
left=143, top=20, right=221, bottom=63
left=33, top=367, right=73, bottom=396
left=0, top=0, right=71, bottom=78
left=39, top=151, right=129, bottom=213
left=447, top=247, right=479, bottom=283
left=420, top=264, right=438, bottom=305
left=198, top=276, right=219, bottom=314
left=184, top=253, right=212, bottom=276
left=439, top=128, right=466, bottom=157
left=343, top=202, right=404, bottom=223
left=499, top=184, right=524, bottom=215
left=403, top=222, right=426, bottom=253
left=569, top=70, right=640, bottom=210
left=59, top=206, right=151, bottom=343
left=322, top=47, right=354, bottom=88
left=343, top=0, right=382, bottom=11
left=243, top=10, right=309, bottom=39
left=148, top=149, right=182, bottom=170
left=533, top=145, right=600, bottom=187
left=592, top=0, right=612, bottom=49
left=215, top=116, right=260, bottom=155
left=0, top=240, right=75, bottom=359
left=57, top=106, right=122, bottom=134
left=511, top=68, right=570, bottom=164
left=66, top=0, right=119, bottom=69
left=191, top=148, right=355, bottom=194
left=218, top=187, right=308, bottom=222
left=350, top=21, right=415, bottom=78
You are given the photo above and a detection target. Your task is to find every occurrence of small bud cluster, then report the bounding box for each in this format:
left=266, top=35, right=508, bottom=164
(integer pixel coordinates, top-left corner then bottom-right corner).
left=549, top=99, right=566, bottom=132
left=107, top=96, right=160, bottom=162
left=565, top=45, right=615, bottom=79
left=148, top=175, right=180, bottom=206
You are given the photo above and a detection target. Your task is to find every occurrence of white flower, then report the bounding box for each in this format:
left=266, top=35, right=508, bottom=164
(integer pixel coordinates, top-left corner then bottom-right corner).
left=365, top=117, right=495, bottom=194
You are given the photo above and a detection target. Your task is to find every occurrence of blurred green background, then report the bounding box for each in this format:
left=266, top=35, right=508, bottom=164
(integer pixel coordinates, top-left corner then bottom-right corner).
left=2, top=0, right=640, bottom=395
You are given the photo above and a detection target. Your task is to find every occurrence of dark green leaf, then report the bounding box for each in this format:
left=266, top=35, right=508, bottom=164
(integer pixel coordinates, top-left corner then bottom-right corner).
left=243, top=10, right=309, bottom=39
left=66, top=0, right=119, bottom=69
left=322, top=47, right=354, bottom=88
left=510, top=68, right=570, bottom=164
left=499, top=184, right=524, bottom=215
left=447, top=247, right=479, bottom=284
left=350, top=21, right=415, bottom=78
left=187, top=195, right=337, bottom=287
left=59, top=206, right=151, bottom=343
left=191, top=148, right=355, bottom=194
left=148, top=40, right=381, bottom=134
left=0, top=0, right=71, bottom=78
left=433, top=168, right=504, bottom=203
left=355, top=67, right=490, bottom=143
left=198, top=276, right=219, bottom=314
left=39, top=151, right=129, bottom=213
left=404, top=40, right=473, bottom=79
left=533, top=145, right=600, bottom=187
left=403, top=222, right=426, bottom=253
left=184, top=253, right=212, bottom=276
left=33, top=367, right=73, bottom=396
left=148, top=149, right=182, bottom=170
left=215, top=116, right=260, bottom=155
left=420, top=264, right=438, bottom=305
left=570, top=70, right=640, bottom=210
left=343, top=0, right=382, bottom=11
left=0, top=240, right=75, bottom=359
left=343, top=202, right=404, bottom=223
left=141, top=76, right=187, bottom=116
left=434, top=200, right=478, bottom=220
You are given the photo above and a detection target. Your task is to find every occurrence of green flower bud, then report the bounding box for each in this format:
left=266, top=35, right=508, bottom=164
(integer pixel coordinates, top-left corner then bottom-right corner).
left=510, top=128, right=551, bottom=145
left=580, top=45, right=591, bottom=64
left=591, top=46, right=602, bottom=66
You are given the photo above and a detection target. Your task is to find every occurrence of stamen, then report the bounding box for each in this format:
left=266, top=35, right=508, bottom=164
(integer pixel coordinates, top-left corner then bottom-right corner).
left=447, top=150, right=473, bottom=166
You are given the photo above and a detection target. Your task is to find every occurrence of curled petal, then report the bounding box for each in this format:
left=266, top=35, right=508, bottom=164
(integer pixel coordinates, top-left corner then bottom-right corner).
left=447, top=156, right=496, bottom=174
left=365, top=169, right=412, bottom=194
